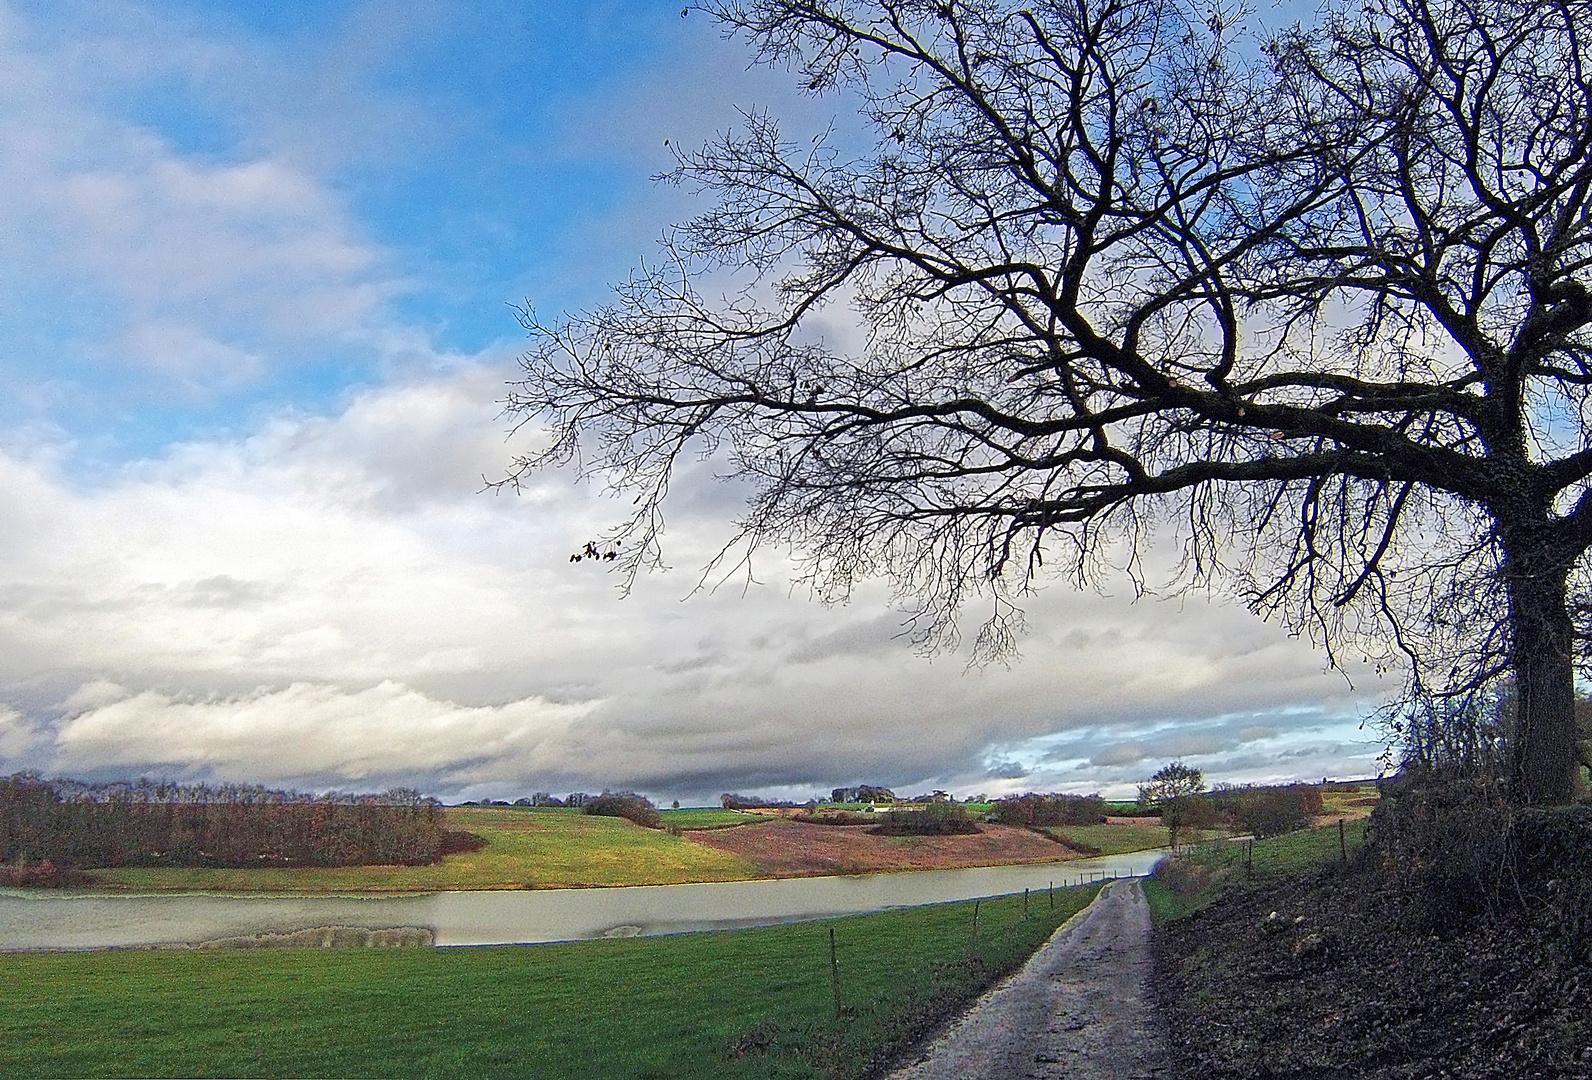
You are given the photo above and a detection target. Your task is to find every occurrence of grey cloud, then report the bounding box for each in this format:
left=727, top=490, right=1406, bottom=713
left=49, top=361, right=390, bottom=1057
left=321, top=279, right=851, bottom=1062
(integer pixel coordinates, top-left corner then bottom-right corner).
left=1090, top=742, right=1150, bottom=767
left=1058, top=627, right=1124, bottom=650
left=653, top=652, right=726, bottom=676
left=1155, top=734, right=1226, bottom=759
left=788, top=614, right=908, bottom=663
left=182, top=576, right=278, bottom=609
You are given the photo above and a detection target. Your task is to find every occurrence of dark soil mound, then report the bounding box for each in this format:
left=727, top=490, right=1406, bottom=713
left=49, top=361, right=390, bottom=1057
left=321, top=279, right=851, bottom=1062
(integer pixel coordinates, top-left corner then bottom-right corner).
left=866, top=820, right=982, bottom=837
left=1151, top=865, right=1592, bottom=1079
left=868, top=804, right=982, bottom=836
left=790, top=810, right=875, bottom=826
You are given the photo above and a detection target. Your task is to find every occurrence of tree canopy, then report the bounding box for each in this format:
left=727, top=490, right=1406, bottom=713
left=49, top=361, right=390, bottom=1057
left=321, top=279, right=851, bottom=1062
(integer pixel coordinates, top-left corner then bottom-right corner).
left=1138, top=762, right=1206, bottom=807
left=504, top=0, right=1592, bottom=804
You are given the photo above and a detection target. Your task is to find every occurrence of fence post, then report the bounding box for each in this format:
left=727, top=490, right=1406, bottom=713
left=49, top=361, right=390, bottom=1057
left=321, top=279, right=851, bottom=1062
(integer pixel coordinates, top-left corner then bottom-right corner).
left=1246, top=838, right=1253, bottom=878
left=828, top=927, right=843, bottom=1021
left=1024, top=887, right=1030, bottom=917
left=971, top=899, right=980, bottom=944
left=1339, top=818, right=1348, bottom=863
left=1049, top=881, right=1054, bottom=910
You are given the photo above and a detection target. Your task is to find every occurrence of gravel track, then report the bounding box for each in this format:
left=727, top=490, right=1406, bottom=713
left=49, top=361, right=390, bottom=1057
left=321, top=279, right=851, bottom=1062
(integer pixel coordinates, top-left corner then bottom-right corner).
left=886, top=878, right=1170, bottom=1080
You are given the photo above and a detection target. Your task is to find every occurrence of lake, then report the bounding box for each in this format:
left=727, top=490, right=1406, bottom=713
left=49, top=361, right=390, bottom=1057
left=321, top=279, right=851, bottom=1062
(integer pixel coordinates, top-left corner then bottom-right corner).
left=0, top=849, right=1166, bottom=950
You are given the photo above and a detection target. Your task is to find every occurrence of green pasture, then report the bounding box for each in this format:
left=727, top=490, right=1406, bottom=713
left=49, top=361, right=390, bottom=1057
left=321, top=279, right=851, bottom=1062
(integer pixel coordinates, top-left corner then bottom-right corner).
left=87, top=809, right=758, bottom=893
left=661, top=808, right=776, bottom=829
left=1143, top=819, right=1371, bottom=923
left=0, top=883, right=1104, bottom=1080
left=1040, top=820, right=1188, bottom=854
left=1319, top=782, right=1380, bottom=817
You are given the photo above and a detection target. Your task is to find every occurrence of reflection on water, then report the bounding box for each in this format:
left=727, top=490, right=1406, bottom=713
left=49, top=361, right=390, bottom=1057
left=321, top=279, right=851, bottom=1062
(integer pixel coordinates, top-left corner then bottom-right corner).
left=0, top=849, right=1166, bottom=951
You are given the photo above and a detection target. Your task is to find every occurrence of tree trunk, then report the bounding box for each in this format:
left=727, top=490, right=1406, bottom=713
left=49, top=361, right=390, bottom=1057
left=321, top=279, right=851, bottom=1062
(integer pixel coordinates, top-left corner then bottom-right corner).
left=1503, top=548, right=1579, bottom=805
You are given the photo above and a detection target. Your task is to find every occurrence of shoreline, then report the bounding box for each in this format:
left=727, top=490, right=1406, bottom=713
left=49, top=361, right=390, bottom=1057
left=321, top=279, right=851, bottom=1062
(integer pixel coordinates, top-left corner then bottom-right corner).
left=0, top=850, right=1166, bottom=952
left=1, top=845, right=1162, bottom=899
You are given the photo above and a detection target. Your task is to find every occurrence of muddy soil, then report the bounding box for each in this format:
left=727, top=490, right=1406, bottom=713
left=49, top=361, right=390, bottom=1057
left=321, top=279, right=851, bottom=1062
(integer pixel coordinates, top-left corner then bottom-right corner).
left=885, top=879, right=1170, bottom=1080
left=687, top=818, right=1080, bottom=877
left=1152, top=864, right=1592, bottom=1079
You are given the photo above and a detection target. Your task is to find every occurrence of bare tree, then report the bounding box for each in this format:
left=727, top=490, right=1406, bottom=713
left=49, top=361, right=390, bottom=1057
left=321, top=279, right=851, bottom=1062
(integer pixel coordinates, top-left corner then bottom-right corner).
left=503, top=0, right=1592, bottom=805
left=1138, top=761, right=1207, bottom=849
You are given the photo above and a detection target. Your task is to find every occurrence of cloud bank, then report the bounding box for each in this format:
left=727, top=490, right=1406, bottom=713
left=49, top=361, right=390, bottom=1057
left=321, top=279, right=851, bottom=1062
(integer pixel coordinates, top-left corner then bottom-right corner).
left=0, top=368, right=1383, bottom=800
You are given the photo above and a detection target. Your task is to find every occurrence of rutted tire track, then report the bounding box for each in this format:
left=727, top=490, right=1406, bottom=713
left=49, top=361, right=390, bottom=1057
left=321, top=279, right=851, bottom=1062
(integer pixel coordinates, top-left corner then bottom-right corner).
left=885, top=879, right=1170, bottom=1080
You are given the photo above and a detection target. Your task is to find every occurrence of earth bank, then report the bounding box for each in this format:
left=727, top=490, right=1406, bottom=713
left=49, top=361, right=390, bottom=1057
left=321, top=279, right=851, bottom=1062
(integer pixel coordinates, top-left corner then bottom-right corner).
left=1150, top=862, right=1592, bottom=1079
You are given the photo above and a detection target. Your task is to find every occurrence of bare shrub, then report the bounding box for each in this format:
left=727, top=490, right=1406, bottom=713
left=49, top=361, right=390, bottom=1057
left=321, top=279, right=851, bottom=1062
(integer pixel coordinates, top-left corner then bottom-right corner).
left=436, top=829, right=487, bottom=856
left=991, top=793, right=1107, bottom=827
left=1367, top=775, right=1592, bottom=948
left=583, top=792, right=664, bottom=829
left=0, top=858, right=98, bottom=888
left=1150, top=856, right=1214, bottom=902
left=791, top=810, right=875, bottom=826
left=1237, top=786, right=1321, bottom=837
left=870, top=802, right=980, bottom=836
left=0, top=773, right=452, bottom=869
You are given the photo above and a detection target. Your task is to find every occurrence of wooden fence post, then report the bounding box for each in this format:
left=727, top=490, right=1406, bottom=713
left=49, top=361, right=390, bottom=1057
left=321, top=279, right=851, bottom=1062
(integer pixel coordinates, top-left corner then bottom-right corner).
left=1339, top=818, right=1348, bottom=863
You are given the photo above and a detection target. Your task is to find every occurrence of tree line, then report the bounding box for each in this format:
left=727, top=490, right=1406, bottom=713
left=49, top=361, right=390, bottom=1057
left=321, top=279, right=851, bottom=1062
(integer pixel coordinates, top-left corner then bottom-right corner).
left=0, top=773, right=481, bottom=870
left=1138, top=763, right=1326, bottom=845
left=990, top=793, right=1110, bottom=827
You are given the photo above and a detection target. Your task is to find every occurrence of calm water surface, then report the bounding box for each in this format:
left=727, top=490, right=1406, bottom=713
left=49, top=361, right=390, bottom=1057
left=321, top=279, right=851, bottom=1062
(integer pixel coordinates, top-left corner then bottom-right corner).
left=0, top=849, right=1166, bottom=950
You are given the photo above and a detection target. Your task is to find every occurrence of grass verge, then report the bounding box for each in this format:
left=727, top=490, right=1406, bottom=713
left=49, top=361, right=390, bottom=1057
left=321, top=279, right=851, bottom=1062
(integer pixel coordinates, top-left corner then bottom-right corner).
left=1141, top=819, right=1369, bottom=924
left=0, top=883, right=1103, bottom=1080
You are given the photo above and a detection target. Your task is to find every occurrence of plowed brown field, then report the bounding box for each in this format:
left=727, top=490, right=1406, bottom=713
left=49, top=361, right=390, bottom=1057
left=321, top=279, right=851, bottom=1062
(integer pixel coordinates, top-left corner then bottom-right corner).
left=685, top=818, right=1082, bottom=876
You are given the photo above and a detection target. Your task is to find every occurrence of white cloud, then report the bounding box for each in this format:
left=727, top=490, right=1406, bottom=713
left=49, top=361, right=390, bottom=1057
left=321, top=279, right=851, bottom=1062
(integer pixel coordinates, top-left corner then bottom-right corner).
left=0, top=2, right=404, bottom=398
left=54, top=680, right=596, bottom=786
left=56, top=153, right=389, bottom=326
left=0, top=704, right=45, bottom=761
left=0, top=363, right=1384, bottom=798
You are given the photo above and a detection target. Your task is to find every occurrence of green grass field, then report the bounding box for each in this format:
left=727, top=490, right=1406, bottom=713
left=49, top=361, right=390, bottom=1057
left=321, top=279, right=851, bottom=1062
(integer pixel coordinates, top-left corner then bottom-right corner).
left=88, top=808, right=759, bottom=893
left=1142, top=819, right=1371, bottom=923
left=0, top=884, right=1104, bottom=1080
left=660, top=808, right=777, bottom=829
left=1040, top=820, right=1209, bottom=854
left=1319, top=782, right=1380, bottom=817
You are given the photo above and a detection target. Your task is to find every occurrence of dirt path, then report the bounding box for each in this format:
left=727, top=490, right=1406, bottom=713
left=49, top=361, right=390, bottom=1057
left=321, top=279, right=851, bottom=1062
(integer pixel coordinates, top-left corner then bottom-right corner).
left=885, top=878, right=1170, bottom=1080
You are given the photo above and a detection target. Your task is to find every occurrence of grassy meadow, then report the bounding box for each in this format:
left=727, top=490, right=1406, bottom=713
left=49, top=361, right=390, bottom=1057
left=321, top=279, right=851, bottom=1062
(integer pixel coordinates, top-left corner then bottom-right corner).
left=0, top=884, right=1104, bottom=1080
left=80, top=804, right=1175, bottom=893
left=659, top=807, right=777, bottom=829
left=1041, top=820, right=1181, bottom=854
left=73, top=789, right=1374, bottom=894
left=1142, top=819, right=1372, bottom=923
left=1318, top=781, right=1380, bottom=817
left=87, top=808, right=759, bottom=892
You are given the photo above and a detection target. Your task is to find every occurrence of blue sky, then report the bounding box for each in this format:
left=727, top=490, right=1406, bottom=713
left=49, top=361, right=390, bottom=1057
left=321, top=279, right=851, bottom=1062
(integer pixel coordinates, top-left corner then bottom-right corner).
left=0, top=0, right=1386, bottom=801
left=1, top=0, right=725, bottom=458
